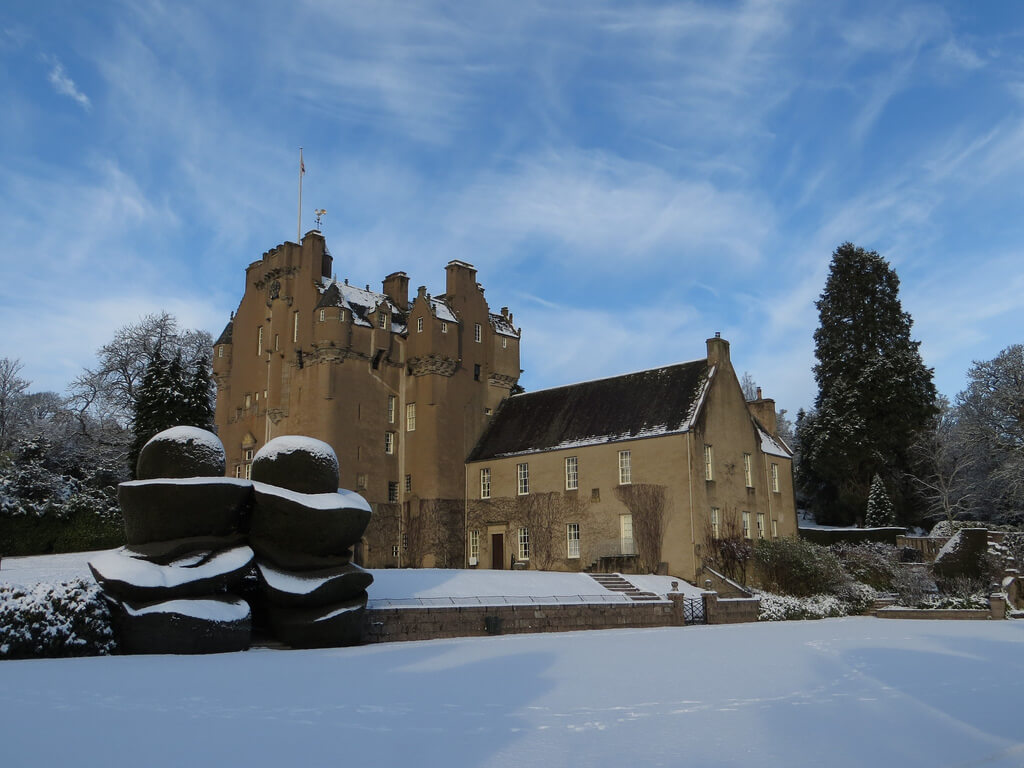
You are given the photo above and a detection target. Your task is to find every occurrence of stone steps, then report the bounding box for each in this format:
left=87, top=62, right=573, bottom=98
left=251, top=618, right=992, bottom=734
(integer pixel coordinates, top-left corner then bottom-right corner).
left=588, top=573, right=661, bottom=602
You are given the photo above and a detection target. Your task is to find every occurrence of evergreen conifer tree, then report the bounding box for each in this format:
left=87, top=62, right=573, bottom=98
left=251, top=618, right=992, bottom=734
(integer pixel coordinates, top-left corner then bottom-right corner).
left=865, top=474, right=896, bottom=527
left=797, top=242, right=936, bottom=525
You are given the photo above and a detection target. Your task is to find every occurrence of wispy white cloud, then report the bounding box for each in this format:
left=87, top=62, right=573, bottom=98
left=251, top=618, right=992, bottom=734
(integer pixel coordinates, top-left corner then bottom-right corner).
left=46, top=58, right=90, bottom=110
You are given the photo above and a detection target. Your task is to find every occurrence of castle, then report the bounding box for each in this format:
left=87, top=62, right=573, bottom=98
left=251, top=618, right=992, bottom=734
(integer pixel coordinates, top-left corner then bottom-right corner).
left=214, top=231, right=797, bottom=580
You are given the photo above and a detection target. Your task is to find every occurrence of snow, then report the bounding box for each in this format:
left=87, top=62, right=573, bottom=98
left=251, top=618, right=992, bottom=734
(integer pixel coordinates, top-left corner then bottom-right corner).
left=254, top=435, right=336, bottom=464
left=88, top=546, right=254, bottom=588
left=432, top=298, right=458, bottom=323
left=251, top=481, right=371, bottom=512
left=758, top=424, right=792, bottom=457
left=119, top=476, right=252, bottom=490
left=0, top=550, right=107, bottom=586
left=625, top=574, right=705, bottom=598
left=257, top=561, right=367, bottom=595
left=313, top=602, right=364, bottom=622
left=1, top=618, right=1022, bottom=766
left=145, top=426, right=222, bottom=452
left=123, top=596, right=251, bottom=623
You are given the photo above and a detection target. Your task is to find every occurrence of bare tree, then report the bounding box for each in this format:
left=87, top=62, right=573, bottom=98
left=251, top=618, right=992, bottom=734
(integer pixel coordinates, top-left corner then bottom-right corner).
left=0, top=358, right=29, bottom=452
left=615, top=483, right=668, bottom=573
left=421, top=498, right=464, bottom=568
left=739, top=371, right=759, bottom=401
left=702, top=508, right=753, bottom=586
left=911, top=397, right=978, bottom=525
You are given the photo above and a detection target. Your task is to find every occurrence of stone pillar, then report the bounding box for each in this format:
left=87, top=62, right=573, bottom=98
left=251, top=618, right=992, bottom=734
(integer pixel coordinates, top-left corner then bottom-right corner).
left=701, top=590, right=719, bottom=624
left=989, top=591, right=1007, bottom=620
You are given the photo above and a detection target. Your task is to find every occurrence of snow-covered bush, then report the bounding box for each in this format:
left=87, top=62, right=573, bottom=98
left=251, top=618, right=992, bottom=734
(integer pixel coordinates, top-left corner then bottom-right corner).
left=834, top=581, right=877, bottom=614
left=865, top=474, right=896, bottom=527
left=918, top=593, right=989, bottom=610
left=832, top=542, right=898, bottom=591
left=758, top=592, right=848, bottom=621
left=753, top=537, right=844, bottom=597
left=892, top=566, right=937, bottom=607
left=0, top=579, right=116, bottom=659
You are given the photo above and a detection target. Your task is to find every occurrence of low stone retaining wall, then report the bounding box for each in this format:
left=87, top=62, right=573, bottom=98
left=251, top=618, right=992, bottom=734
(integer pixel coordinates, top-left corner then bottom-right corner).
left=876, top=607, right=990, bottom=620
left=361, top=591, right=761, bottom=644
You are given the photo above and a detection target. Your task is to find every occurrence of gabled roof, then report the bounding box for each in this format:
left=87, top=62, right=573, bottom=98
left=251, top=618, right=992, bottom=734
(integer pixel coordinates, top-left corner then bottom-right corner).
left=468, top=360, right=713, bottom=461
left=430, top=297, right=458, bottom=324
left=316, top=280, right=406, bottom=333
left=754, top=419, right=793, bottom=458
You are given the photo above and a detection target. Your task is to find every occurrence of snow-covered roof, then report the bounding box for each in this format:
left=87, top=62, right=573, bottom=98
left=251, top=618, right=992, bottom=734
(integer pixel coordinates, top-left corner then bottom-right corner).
left=468, top=359, right=713, bottom=460
left=316, top=280, right=406, bottom=333
left=490, top=313, right=519, bottom=338
left=756, top=424, right=792, bottom=458
left=430, top=298, right=458, bottom=324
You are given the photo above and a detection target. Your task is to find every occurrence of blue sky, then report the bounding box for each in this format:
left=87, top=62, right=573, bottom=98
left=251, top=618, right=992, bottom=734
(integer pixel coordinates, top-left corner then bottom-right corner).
left=3, top=1, right=1024, bottom=416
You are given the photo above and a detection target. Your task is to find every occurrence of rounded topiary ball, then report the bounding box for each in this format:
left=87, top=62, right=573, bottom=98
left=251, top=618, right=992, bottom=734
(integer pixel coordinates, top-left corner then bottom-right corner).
left=251, top=436, right=339, bottom=494
left=137, top=426, right=226, bottom=480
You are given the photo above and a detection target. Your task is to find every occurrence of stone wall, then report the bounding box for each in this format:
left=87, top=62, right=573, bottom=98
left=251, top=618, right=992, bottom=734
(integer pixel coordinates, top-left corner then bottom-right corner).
left=361, top=591, right=760, bottom=643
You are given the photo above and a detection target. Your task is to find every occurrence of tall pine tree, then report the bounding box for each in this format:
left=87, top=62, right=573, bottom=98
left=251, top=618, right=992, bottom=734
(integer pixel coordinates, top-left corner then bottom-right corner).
left=797, top=243, right=936, bottom=525
left=128, top=352, right=215, bottom=477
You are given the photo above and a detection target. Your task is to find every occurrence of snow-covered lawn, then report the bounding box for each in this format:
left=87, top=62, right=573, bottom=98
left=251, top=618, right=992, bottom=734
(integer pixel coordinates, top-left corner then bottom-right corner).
left=0, top=618, right=1021, bottom=766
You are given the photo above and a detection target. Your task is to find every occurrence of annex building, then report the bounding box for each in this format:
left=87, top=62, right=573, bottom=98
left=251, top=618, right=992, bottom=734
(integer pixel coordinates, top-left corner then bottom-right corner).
left=213, top=231, right=796, bottom=581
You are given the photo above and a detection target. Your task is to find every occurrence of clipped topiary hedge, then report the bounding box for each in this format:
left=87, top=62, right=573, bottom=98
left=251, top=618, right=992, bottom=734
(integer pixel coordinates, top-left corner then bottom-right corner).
left=0, top=578, right=116, bottom=659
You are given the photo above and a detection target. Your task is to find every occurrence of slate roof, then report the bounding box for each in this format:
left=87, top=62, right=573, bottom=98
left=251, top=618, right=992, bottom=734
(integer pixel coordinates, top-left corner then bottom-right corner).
left=489, top=313, right=519, bottom=338
left=215, top=321, right=233, bottom=346
left=468, top=359, right=713, bottom=461
left=316, top=280, right=406, bottom=333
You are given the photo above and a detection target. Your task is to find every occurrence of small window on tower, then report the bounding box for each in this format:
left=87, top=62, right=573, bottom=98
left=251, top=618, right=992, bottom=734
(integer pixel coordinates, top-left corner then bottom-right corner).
left=474, top=323, right=482, bottom=343
left=441, top=321, right=448, bottom=334
left=379, top=312, right=388, bottom=329
left=416, top=317, right=423, bottom=333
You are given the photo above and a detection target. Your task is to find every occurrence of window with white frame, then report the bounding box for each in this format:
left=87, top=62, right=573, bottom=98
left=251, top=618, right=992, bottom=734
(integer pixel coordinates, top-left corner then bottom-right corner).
left=244, top=464, right=252, bottom=480
left=385, top=431, right=395, bottom=454
left=518, top=527, right=530, bottom=560
left=416, top=317, right=423, bottom=332
left=618, top=450, right=632, bottom=485
left=771, top=519, right=778, bottom=538
left=293, top=311, right=299, bottom=343
left=757, top=512, right=766, bottom=539
left=245, top=394, right=252, bottom=409
left=474, top=323, right=482, bottom=342
left=387, top=395, right=395, bottom=424
left=704, top=444, right=714, bottom=481
left=470, top=529, right=479, bottom=561
left=742, top=510, right=751, bottom=539
left=388, top=481, right=399, bottom=503
left=441, top=321, right=448, bottom=333
left=517, top=463, right=529, bottom=495
left=234, top=465, right=241, bottom=478
left=392, top=544, right=400, bottom=558
left=339, top=310, right=346, bottom=323
left=274, top=333, right=280, bottom=351
left=710, top=507, right=720, bottom=539
left=218, top=346, right=223, bottom=358
left=565, top=456, right=578, bottom=490
left=771, top=463, right=779, bottom=492
left=257, top=326, right=263, bottom=355
left=406, top=403, right=416, bottom=431
left=379, top=311, right=388, bottom=329
left=480, top=467, right=491, bottom=499
left=502, top=337, right=507, bottom=349
left=567, top=523, right=580, bottom=559
left=319, top=309, right=325, bottom=322
left=743, top=453, right=753, bottom=487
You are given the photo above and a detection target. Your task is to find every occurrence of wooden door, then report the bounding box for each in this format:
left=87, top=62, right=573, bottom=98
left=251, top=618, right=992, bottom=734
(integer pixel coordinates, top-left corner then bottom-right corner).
left=491, top=533, right=504, bottom=569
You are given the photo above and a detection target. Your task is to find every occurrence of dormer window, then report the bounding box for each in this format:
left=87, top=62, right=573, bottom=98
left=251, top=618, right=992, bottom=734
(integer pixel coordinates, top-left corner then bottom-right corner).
left=417, top=317, right=424, bottom=333
left=379, top=312, right=388, bottom=329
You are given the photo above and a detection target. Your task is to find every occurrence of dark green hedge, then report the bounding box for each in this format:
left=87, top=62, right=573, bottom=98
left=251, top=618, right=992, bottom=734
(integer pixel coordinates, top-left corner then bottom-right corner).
left=0, top=508, right=124, bottom=556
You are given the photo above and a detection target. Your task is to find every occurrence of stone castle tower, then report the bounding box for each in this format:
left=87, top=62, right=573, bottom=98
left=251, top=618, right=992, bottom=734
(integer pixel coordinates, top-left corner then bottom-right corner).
left=213, top=231, right=521, bottom=566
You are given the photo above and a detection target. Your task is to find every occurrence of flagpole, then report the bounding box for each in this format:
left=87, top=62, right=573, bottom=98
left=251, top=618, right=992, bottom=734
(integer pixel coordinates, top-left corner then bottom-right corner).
left=297, top=147, right=304, bottom=243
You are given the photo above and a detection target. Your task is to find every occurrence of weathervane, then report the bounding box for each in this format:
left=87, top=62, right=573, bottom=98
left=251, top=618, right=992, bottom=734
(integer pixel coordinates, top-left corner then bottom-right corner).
left=315, top=208, right=326, bottom=229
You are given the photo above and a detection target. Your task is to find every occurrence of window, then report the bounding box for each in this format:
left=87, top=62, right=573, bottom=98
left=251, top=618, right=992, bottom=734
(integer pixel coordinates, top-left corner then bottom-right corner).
left=339, top=310, right=346, bottom=323
left=710, top=507, right=720, bottom=539
left=385, top=431, right=395, bottom=454
left=771, top=519, right=778, bottom=538
left=771, top=463, right=780, bottom=493
left=502, top=337, right=507, bottom=349
left=379, top=312, right=388, bottom=329
left=704, top=444, right=714, bottom=481
left=274, top=333, right=280, bottom=351
left=518, top=527, right=530, bottom=560
left=257, top=326, right=263, bottom=355
left=244, top=464, right=252, bottom=480
left=244, top=449, right=254, bottom=462
left=319, top=309, right=325, bottom=322
left=480, top=468, right=491, bottom=499
left=743, top=453, right=753, bottom=487
left=218, top=346, right=223, bottom=358
left=387, top=395, right=395, bottom=424
left=406, top=403, right=416, bottom=431
left=392, top=545, right=400, bottom=558
left=234, top=465, right=241, bottom=478
left=356, top=473, right=367, bottom=489
left=402, top=532, right=408, bottom=550
left=565, top=456, right=578, bottom=490
left=474, top=364, right=481, bottom=381
left=293, top=311, right=299, bottom=343
left=742, top=511, right=751, bottom=539
left=255, top=391, right=259, bottom=402
left=618, top=450, right=632, bottom=485
left=517, top=462, right=529, bottom=495
left=416, top=317, right=423, bottom=333
left=441, top=321, right=448, bottom=333
left=245, top=394, right=252, bottom=409
left=470, top=529, right=480, bottom=561
left=388, top=481, right=399, bottom=503
left=474, top=323, right=482, bottom=342
left=757, top=512, right=766, bottom=539
left=404, top=474, right=411, bottom=493
left=567, top=523, right=580, bottom=559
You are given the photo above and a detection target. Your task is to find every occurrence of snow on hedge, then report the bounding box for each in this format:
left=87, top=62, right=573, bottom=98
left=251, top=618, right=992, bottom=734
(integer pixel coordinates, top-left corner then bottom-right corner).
left=0, top=578, right=115, bottom=659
